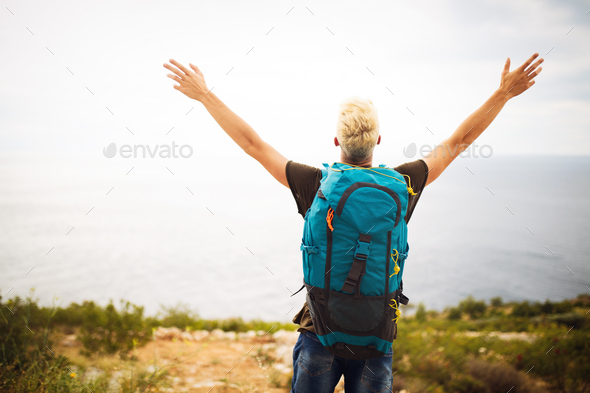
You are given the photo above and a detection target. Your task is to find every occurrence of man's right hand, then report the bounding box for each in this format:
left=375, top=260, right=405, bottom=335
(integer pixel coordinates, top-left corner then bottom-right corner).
left=164, top=59, right=210, bottom=102
left=423, top=52, right=544, bottom=186
left=500, top=52, right=544, bottom=100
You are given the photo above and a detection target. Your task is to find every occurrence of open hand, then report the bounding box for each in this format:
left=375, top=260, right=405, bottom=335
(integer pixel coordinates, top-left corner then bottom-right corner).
left=500, top=53, right=544, bottom=99
left=163, top=59, right=209, bottom=101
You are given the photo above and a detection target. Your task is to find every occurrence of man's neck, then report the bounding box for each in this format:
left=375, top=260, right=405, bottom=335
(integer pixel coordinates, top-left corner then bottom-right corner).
left=342, top=161, right=372, bottom=168
left=340, top=154, right=373, bottom=168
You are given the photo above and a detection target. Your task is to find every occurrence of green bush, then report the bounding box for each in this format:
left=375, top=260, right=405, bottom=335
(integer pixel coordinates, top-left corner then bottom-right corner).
left=0, top=352, right=168, bottom=393
left=78, top=300, right=150, bottom=357
left=153, top=303, right=296, bottom=333
left=511, top=301, right=542, bottom=318
left=490, top=296, right=504, bottom=307
left=459, top=296, right=487, bottom=319
left=0, top=291, right=168, bottom=392
left=3, top=289, right=589, bottom=392
left=487, top=308, right=506, bottom=317
left=156, top=302, right=200, bottom=329
left=553, top=300, right=574, bottom=314
left=540, top=300, right=555, bottom=314
left=415, top=303, right=427, bottom=323
left=521, top=329, right=590, bottom=392
left=572, top=294, right=590, bottom=308
left=53, top=302, right=86, bottom=326
left=539, top=299, right=573, bottom=315
left=0, top=291, right=56, bottom=367
left=549, top=312, right=586, bottom=329
left=447, top=307, right=462, bottom=320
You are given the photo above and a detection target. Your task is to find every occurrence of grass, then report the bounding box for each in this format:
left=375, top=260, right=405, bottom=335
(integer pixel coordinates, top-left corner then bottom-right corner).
left=0, top=290, right=171, bottom=392
left=392, top=293, right=590, bottom=393
left=0, top=289, right=296, bottom=392
left=1, top=289, right=589, bottom=392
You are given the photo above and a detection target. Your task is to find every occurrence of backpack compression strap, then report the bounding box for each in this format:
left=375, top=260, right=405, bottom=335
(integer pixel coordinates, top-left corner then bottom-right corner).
left=341, top=233, right=372, bottom=298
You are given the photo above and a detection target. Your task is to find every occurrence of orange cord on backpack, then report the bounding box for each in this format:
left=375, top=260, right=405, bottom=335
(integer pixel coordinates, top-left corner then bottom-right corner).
left=326, top=207, right=334, bottom=231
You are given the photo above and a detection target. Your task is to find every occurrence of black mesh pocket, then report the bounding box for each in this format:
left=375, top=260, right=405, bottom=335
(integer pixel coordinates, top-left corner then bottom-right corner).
left=328, top=291, right=385, bottom=332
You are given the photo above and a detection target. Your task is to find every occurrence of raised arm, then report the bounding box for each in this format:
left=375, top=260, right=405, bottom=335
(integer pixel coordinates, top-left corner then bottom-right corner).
left=423, top=53, right=544, bottom=186
left=163, top=59, right=289, bottom=188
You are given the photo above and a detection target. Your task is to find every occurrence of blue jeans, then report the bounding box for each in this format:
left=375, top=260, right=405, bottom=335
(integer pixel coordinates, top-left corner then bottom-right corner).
left=291, top=331, right=394, bottom=393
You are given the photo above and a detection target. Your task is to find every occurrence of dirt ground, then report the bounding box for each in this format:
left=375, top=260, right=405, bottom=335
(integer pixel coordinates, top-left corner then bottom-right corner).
left=54, top=328, right=346, bottom=393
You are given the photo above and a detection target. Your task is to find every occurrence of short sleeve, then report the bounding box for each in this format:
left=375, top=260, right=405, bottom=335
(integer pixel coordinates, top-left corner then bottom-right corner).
left=394, top=159, right=428, bottom=224
left=286, top=160, right=323, bottom=218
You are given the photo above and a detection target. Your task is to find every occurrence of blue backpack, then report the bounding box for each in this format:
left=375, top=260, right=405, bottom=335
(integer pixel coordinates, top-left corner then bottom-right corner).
left=299, top=162, right=411, bottom=360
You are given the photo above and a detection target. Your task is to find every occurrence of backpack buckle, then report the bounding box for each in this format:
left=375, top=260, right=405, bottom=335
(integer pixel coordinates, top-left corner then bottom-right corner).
left=399, top=292, right=410, bottom=305
left=354, top=236, right=371, bottom=260
left=300, top=243, right=319, bottom=254
left=342, top=234, right=372, bottom=297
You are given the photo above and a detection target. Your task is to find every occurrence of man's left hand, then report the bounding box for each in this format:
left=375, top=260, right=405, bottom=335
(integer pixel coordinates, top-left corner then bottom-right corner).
left=164, top=59, right=210, bottom=102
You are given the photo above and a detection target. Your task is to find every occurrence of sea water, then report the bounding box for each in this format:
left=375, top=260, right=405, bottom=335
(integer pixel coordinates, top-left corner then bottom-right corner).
left=0, top=153, right=588, bottom=321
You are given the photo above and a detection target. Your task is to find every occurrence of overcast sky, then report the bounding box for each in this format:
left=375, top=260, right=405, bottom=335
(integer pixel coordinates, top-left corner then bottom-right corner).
left=1, top=0, right=589, bottom=164
left=1, top=0, right=590, bottom=320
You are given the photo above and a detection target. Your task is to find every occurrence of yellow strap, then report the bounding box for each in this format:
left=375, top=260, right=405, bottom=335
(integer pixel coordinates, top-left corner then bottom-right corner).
left=329, top=162, right=416, bottom=196
left=389, top=249, right=401, bottom=277
left=389, top=299, right=402, bottom=323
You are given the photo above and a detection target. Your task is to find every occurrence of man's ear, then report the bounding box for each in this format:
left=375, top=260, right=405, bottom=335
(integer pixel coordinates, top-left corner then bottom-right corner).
left=334, top=136, right=340, bottom=147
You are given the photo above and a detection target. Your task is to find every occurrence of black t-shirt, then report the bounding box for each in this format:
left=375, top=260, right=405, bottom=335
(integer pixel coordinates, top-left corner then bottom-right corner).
left=286, top=159, right=429, bottom=333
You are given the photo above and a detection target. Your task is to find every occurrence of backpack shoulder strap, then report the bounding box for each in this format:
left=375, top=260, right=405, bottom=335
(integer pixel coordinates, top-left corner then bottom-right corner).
left=321, top=163, right=329, bottom=178
left=317, top=163, right=329, bottom=199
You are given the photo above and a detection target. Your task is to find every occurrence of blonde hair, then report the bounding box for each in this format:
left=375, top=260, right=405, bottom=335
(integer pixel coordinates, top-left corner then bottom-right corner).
left=335, top=96, right=380, bottom=161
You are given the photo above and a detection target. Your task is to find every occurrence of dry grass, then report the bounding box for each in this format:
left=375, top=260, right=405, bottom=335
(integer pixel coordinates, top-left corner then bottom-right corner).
left=51, top=327, right=292, bottom=392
